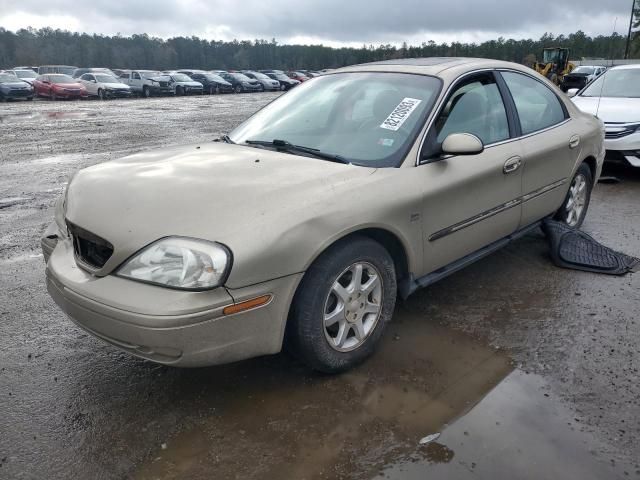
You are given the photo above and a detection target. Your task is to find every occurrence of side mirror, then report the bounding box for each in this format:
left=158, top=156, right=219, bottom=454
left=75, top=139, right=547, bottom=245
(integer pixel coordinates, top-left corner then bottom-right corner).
left=441, top=133, right=484, bottom=156
left=567, top=88, right=579, bottom=98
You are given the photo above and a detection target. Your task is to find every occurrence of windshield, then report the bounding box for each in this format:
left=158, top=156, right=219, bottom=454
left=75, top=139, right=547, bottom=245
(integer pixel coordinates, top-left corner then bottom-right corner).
left=581, top=69, right=640, bottom=98
left=206, top=74, right=225, bottom=82
left=171, top=74, right=192, bottom=82
left=14, top=70, right=37, bottom=79
left=94, top=74, right=118, bottom=83
left=230, top=72, right=441, bottom=167
left=49, top=75, right=75, bottom=84
left=573, top=67, right=595, bottom=75
left=141, top=71, right=162, bottom=79
left=250, top=72, right=269, bottom=80
left=0, top=74, right=18, bottom=82
left=231, top=73, right=251, bottom=82
left=274, top=74, right=291, bottom=81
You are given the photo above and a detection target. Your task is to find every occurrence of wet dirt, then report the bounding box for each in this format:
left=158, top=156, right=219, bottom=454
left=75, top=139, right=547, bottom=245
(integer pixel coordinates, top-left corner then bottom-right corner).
left=1, top=95, right=639, bottom=479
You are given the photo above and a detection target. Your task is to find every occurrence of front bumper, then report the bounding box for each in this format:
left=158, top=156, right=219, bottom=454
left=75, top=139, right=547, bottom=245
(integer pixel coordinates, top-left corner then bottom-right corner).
left=104, top=89, right=132, bottom=98
left=43, top=230, right=303, bottom=367
left=3, top=89, right=33, bottom=99
left=604, top=130, right=640, bottom=167
left=149, top=85, right=173, bottom=95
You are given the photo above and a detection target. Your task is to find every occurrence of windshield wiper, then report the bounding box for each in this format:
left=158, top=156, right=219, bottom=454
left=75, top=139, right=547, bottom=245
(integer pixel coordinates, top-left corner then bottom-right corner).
left=245, top=139, right=350, bottom=164
left=219, top=134, right=235, bottom=144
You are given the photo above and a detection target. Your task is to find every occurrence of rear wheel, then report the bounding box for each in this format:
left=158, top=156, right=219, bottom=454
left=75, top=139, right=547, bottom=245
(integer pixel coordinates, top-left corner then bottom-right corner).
left=555, top=163, right=593, bottom=228
left=234, top=84, right=242, bottom=94
left=51, top=90, right=57, bottom=101
left=286, top=236, right=397, bottom=373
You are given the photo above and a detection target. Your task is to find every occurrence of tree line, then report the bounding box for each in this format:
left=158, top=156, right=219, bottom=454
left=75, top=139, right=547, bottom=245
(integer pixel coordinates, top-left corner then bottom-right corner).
left=0, top=27, right=638, bottom=71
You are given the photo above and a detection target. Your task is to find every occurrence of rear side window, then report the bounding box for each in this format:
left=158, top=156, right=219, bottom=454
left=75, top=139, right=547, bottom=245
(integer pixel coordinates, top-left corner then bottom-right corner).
left=501, top=72, right=566, bottom=135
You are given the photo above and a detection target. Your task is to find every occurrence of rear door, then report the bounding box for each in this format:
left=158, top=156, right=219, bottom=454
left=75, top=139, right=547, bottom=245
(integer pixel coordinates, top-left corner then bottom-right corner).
left=419, top=71, right=523, bottom=273
left=499, top=71, right=578, bottom=226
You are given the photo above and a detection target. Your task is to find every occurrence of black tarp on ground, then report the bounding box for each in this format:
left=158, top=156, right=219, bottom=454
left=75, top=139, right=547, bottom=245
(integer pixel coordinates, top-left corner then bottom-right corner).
left=542, top=219, right=639, bottom=275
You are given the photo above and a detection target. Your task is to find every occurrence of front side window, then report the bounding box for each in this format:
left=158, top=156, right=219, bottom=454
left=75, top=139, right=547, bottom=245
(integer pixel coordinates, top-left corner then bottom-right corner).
left=435, top=73, right=510, bottom=146
left=502, top=71, right=566, bottom=135
left=230, top=72, right=441, bottom=167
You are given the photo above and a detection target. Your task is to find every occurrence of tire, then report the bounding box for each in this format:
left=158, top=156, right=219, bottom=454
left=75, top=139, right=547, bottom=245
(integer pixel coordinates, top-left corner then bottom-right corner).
left=259, top=84, right=265, bottom=92
left=98, top=89, right=105, bottom=100
left=286, top=236, right=397, bottom=373
left=51, top=91, right=57, bottom=101
left=281, top=84, right=286, bottom=91
left=234, top=84, right=242, bottom=94
left=143, top=86, right=151, bottom=98
left=554, top=162, right=593, bottom=229
left=27, top=97, right=33, bottom=101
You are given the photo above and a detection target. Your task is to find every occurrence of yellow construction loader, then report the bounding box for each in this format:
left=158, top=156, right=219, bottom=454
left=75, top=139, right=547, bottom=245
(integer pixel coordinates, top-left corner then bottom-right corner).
left=533, top=47, right=575, bottom=85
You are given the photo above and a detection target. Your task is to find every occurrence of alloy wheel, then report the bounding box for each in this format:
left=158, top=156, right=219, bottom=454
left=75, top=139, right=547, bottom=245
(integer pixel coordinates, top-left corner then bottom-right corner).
left=323, top=262, right=383, bottom=352
left=565, top=173, right=587, bottom=227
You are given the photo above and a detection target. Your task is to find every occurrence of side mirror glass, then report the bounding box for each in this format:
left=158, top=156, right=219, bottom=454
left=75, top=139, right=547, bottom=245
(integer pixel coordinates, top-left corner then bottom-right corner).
left=441, top=133, right=484, bottom=156
left=567, top=88, right=579, bottom=98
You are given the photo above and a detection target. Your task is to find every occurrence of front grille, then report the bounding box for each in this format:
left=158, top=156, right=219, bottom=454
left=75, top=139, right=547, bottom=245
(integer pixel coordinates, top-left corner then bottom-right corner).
left=67, top=222, right=113, bottom=269
left=605, top=123, right=640, bottom=139
left=158, top=81, right=169, bottom=87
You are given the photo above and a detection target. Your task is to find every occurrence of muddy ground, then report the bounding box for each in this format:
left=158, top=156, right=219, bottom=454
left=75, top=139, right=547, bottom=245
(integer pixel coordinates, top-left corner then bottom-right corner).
left=0, top=94, right=638, bottom=479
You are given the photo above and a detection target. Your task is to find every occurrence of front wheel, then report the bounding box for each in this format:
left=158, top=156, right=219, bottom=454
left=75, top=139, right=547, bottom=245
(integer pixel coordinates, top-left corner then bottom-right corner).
left=142, top=86, right=151, bottom=98
left=98, top=89, right=106, bottom=100
left=286, top=236, right=397, bottom=373
left=555, top=163, right=593, bottom=229
left=234, top=84, right=242, bottom=94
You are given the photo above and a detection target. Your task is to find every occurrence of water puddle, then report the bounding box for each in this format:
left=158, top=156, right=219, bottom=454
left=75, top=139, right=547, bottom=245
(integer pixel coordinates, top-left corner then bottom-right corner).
left=125, top=301, right=614, bottom=480
left=0, top=110, right=99, bottom=123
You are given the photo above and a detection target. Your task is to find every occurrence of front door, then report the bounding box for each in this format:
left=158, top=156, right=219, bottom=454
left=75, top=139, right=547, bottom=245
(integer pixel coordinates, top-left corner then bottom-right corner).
left=419, top=71, right=523, bottom=274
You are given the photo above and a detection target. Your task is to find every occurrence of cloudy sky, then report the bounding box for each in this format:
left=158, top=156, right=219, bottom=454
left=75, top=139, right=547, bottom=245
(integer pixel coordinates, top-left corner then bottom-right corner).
left=0, top=0, right=634, bottom=46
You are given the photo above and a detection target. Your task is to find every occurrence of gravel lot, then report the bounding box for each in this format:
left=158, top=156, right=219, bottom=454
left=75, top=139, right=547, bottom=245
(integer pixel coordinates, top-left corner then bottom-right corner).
left=0, top=94, right=638, bottom=479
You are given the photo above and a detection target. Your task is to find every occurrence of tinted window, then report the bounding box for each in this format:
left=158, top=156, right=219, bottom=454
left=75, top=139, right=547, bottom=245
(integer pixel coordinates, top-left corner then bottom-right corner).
left=435, top=73, right=509, bottom=146
left=133, top=72, right=141, bottom=80
left=502, top=72, right=566, bottom=135
left=81, top=74, right=94, bottom=81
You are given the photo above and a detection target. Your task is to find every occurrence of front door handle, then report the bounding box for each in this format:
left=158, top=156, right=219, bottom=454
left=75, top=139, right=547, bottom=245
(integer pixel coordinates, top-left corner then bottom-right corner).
left=569, top=135, right=581, bottom=149
left=503, top=156, right=522, bottom=174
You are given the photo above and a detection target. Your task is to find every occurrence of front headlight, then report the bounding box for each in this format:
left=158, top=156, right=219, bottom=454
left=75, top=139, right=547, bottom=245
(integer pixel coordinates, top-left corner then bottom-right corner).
left=117, top=237, right=231, bottom=290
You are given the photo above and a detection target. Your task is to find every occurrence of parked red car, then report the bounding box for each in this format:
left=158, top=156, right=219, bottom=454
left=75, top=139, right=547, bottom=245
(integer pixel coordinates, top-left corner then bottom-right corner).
left=287, top=71, right=310, bottom=82
left=33, top=74, right=88, bottom=100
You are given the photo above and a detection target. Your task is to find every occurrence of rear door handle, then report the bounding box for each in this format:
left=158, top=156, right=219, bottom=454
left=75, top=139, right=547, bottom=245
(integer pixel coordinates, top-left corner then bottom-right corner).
left=503, top=156, right=522, bottom=174
left=569, top=135, right=581, bottom=149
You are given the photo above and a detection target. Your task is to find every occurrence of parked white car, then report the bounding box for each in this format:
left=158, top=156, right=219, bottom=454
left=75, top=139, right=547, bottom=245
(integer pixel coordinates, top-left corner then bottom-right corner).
left=78, top=73, right=132, bottom=100
left=570, top=64, right=640, bottom=167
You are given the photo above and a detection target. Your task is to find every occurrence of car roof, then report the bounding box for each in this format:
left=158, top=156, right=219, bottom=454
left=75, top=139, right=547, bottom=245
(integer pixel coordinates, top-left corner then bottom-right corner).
left=336, top=57, right=533, bottom=80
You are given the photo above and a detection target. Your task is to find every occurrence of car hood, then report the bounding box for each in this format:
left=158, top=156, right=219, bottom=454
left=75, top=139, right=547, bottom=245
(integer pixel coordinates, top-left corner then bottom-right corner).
left=571, top=96, right=640, bottom=123
left=53, top=82, right=84, bottom=88
left=65, top=143, right=376, bottom=279
left=174, top=81, right=202, bottom=87
left=1, top=81, right=31, bottom=88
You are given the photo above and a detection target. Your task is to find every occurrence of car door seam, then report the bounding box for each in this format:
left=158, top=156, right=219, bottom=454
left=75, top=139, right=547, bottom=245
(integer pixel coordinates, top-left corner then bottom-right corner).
left=428, top=178, right=567, bottom=242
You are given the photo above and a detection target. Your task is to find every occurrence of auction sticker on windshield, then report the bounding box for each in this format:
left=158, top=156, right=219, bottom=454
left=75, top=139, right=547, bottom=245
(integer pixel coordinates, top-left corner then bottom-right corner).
left=380, top=97, right=422, bottom=131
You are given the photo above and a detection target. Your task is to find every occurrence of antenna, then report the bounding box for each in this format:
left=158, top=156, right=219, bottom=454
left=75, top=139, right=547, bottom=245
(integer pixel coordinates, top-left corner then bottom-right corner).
left=596, top=17, right=618, bottom=119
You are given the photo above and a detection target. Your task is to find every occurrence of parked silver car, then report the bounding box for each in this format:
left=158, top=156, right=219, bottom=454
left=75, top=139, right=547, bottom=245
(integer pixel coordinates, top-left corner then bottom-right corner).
left=78, top=73, right=132, bottom=99
left=43, top=58, right=604, bottom=372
